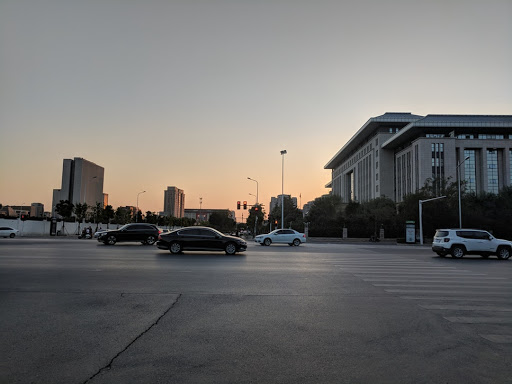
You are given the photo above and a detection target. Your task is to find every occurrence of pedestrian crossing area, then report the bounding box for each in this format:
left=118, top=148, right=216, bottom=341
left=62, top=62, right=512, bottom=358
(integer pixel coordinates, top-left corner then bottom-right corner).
left=330, top=255, right=512, bottom=344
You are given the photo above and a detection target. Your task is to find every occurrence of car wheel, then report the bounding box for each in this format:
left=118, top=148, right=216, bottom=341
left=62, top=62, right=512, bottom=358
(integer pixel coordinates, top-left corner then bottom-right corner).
left=451, top=245, right=465, bottom=258
left=9, top=233, right=15, bottom=238
left=169, top=242, right=182, bottom=254
left=106, top=235, right=117, bottom=245
left=264, top=238, right=271, bottom=246
left=292, top=239, right=301, bottom=246
left=225, top=242, right=237, bottom=255
left=497, top=246, right=511, bottom=260
left=145, top=236, right=156, bottom=245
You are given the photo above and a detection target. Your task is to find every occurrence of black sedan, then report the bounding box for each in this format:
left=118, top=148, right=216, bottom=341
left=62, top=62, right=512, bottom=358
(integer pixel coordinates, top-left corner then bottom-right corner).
left=157, top=226, right=247, bottom=255
left=97, top=223, right=160, bottom=245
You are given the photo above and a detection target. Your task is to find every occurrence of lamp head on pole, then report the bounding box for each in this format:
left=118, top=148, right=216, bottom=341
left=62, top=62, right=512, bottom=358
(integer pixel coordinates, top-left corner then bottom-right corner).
left=280, top=150, right=287, bottom=155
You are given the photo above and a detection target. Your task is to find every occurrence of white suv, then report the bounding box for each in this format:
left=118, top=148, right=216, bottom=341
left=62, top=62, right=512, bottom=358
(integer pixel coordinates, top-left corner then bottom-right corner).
left=432, top=229, right=511, bottom=260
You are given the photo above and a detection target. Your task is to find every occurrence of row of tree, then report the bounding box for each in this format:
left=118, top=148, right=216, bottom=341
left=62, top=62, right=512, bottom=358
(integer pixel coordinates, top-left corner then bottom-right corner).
left=52, top=200, right=238, bottom=233
left=305, top=179, right=512, bottom=239
left=17, top=178, right=511, bottom=239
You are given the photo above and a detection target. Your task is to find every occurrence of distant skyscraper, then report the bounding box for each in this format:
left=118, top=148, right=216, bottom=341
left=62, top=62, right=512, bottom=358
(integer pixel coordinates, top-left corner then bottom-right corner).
left=163, top=187, right=185, bottom=218
left=52, top=157, right=104, bottom=214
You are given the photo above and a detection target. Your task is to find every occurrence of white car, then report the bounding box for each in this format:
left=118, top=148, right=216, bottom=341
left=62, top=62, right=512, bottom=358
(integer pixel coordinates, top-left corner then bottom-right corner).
left=0, top=226, right=20, bottom=238
left=432, top=229, right=511, bottom=259
left=255, top=229, right=306, bottom=246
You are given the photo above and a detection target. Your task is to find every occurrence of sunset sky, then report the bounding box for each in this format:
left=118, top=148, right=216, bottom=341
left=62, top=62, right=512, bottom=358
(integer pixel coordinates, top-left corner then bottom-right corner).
left=1, top=0, right=511, bottom=221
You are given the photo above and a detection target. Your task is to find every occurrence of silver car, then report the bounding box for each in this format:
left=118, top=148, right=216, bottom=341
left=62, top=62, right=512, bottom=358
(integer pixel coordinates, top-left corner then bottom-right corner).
left=0, top=226, right=20, bottom=238
left=255, top=229, right=306, bottom=246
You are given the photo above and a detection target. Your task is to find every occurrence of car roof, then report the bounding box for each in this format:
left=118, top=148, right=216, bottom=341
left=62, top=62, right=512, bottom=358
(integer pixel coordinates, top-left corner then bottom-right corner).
left=437, top=228, right=488, bottom=231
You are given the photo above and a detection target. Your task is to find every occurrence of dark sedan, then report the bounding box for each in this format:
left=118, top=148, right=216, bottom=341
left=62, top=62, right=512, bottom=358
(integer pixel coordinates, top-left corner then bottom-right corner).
left=97, top=223, right=161, bottom=245
left=157, top=226, right=247, bottom=255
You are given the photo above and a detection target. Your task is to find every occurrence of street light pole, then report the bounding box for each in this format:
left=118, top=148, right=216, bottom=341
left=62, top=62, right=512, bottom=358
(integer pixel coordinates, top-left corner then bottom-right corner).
left=136, top=190, right=146, bottom=222
left=457, top=156, right=470, bottom=228
left=419, top=196, right=446, bottom=245
left=247, top=177, right=259, bottom=205
left=199, top=197, right=203, bottom=223
left=280, top=150, right=287, bottom=229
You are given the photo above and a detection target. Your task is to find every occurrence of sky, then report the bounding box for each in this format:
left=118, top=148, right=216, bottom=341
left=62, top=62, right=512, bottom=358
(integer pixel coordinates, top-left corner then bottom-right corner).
left=1, top=0, right=511, bottom=221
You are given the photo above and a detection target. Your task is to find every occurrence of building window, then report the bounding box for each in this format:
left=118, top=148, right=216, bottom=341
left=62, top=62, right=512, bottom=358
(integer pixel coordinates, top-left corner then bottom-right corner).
left=376, top=173, right=379, bottom=181
left=479, top=134, right=504, bottom=139
left=431, top=143, right=445, bottom=195
left=376, top=149, right=379, bottom=158
left=457, top=134, right=474, bottom=139
left=463, top=149, right=476, bottom=193
left=375, top=138, right=379, bottom=146
left=510, top=150, right=512, bottom=184
left=376, top=185, right=379, bottom=192
left=426, top=134, right=444, bottom=138
left=415, top=144, right=419, bottom=191
left=407, top=152, right=412, bottom=195
left=376, top=161, right=378, bottom=169
left=487, top=150, right=499, bottom=194
left=397, top=157, right=402, bottom=201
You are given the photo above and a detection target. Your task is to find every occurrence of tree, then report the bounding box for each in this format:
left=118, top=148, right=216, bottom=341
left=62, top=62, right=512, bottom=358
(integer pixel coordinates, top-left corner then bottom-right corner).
left=73, top=203, right=89, bottom=232
left=269, top=196, right=303, bottom=232
left=114, top=207, right=132, bottom=225
left=145, top=211, right=158, bottom=224
left=397, top=177, right=459, bottom=240
left=90, top=203, right=103, bottom=226
left=208, top=211, right=236, bottom=233
left=102, top=205, right=115, bottom=227
left=305, top=195, right=344, bottom=237
left=246, top=204, right=265, bottom=235
left=361, top=197, right=398, bottom=238
left=55, top=200, right=74, bottom=233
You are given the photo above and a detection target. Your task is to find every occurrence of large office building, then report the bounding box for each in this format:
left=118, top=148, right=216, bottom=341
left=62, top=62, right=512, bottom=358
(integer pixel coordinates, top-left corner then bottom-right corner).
left=163, top=186, right=185, bottom=218
left=52, top=157, right=105, bottom=214
left=325, top=113, right=512, bottom=203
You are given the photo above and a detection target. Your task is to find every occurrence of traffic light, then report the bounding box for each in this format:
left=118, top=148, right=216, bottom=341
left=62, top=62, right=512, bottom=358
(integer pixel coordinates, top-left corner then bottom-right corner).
left=237, top=201, right=241, bottom=210
left=21, top=214, right=27, bottom=221
left=254, top=206, right=259, bottom=211
left=243, top=201, right=247, bottom=210
left=274, top=220, right=278, bottom=225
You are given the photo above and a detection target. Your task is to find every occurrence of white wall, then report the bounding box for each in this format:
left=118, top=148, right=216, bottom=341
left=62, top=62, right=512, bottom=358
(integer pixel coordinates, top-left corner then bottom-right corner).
left=0, top=218, right=108, bottom=237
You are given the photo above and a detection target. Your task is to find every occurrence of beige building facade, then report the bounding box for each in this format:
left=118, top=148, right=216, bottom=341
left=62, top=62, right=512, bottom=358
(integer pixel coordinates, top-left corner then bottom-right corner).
left=163, top=186, right=185, bottom=218
left=325, top=113, right=512, bottom=203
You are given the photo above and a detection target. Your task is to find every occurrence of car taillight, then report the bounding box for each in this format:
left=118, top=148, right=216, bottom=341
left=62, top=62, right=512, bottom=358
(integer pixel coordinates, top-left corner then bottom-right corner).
left=158, top=234, right=162, bottom=240
left=444, top=238, right=450, bottom=242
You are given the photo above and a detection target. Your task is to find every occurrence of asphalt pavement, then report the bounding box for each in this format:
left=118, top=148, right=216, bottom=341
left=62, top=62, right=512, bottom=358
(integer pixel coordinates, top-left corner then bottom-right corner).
left=1, top=238, right=511, bottom=383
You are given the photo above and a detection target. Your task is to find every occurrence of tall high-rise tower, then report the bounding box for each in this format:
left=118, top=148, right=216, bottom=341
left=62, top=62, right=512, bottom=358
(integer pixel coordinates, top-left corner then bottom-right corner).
left=52, top=157, right=104, bottom=214
left=163, top=187, right=185, bottom=218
